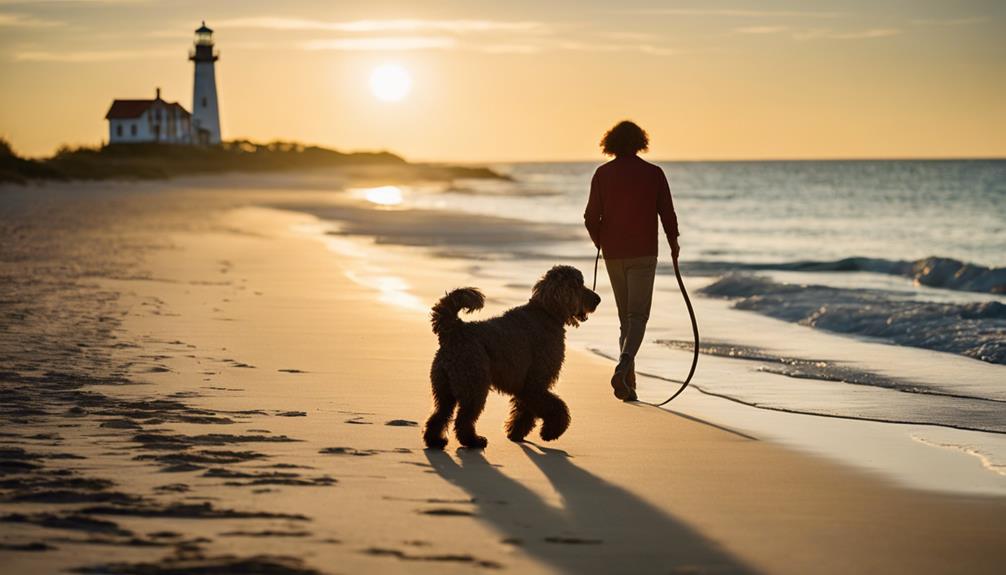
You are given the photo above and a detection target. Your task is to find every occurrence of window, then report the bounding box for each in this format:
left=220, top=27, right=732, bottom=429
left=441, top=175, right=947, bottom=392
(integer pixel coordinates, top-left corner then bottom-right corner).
left=202, top=97, right=208, bottom=108
left=116, top=124, right=123, bottom=137
left=130, top=124, right=137, bottom=137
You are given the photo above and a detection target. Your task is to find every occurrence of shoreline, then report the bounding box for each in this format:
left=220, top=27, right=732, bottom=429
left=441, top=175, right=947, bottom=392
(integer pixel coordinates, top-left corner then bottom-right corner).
left=296, top=211, right=1006, bottom=496
left=1, top=176, right=1004, bottom=573
left=273, top=177, right=1006, bottom=496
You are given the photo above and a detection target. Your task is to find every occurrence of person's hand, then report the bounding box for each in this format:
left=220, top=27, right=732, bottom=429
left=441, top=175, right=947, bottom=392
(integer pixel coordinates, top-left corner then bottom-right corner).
left=670, top=238, right=681, bottom=261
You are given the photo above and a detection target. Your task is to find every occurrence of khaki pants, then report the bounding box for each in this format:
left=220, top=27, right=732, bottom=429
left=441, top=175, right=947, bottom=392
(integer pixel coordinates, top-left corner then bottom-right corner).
left=604, top=255, right=657, bottom=360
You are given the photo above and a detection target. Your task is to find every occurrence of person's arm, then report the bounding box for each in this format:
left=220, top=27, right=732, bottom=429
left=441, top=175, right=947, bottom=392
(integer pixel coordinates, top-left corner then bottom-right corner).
left=655, top=167, right=680, bottom=259
left=584, top=170, right=603, bottom=248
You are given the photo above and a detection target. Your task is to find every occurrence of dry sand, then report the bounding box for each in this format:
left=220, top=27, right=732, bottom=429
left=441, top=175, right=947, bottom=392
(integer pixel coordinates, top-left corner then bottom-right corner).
left=1, top=179, right=1005, bottom=574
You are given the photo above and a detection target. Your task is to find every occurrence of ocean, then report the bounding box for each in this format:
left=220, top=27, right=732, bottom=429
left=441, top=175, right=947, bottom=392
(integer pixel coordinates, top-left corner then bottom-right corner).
left=307, top=159, right=1006, bottom=494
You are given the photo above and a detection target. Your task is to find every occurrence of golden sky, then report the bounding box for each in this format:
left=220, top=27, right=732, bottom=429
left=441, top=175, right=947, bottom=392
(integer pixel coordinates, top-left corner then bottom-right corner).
left=0, top=0, right=1003, bottom=161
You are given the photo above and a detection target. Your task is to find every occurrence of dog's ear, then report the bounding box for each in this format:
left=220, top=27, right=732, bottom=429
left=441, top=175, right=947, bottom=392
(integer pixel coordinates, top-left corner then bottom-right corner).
left=531, top=266, right=584, bottom=327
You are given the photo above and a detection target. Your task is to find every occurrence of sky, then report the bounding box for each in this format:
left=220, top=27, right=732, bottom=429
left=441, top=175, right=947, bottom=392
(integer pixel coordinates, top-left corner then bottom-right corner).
left=0, top=0, right=1003, bottom=162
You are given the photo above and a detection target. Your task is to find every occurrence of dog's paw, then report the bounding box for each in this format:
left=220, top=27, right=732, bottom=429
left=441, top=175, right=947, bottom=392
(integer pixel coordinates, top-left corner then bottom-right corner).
left=539, top=429, right=563, bottom=442
left=506, top=432, right=529, bottom=443
left=539, top=423, right=569, bottom=442
left=459, top=435, right=488, bottom=449
left=424, top=436, right=448, bottom=450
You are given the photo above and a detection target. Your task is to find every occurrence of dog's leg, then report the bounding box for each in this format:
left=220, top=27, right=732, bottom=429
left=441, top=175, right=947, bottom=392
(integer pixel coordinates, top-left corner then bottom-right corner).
left=532, top=392, right=571, bottom=442
left=423, top=366, right=456, bottom=450
left=505, top=396, right=536, bottom=442
left=454, top=378, right=490, bottom=449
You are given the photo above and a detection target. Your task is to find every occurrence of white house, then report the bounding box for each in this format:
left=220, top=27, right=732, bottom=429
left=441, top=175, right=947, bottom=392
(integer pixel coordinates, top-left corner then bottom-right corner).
left=104, top=22, right=222, bottom=146
left=105, top=88, right=192, bottom=145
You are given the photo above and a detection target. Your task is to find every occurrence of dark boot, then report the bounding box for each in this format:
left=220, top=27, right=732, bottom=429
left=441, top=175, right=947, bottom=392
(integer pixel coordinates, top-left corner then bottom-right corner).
left=625, top=367, right=637, bottom=401
left=610, top=354, right=636, bottom=401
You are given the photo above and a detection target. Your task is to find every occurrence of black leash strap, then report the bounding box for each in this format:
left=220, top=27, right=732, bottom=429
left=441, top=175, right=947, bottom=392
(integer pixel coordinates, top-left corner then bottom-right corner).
left=592, top=245, right=601, bottom=291
left=590, top=246, right=699, bottom=406
left=650, top=254, right=699, bottom=406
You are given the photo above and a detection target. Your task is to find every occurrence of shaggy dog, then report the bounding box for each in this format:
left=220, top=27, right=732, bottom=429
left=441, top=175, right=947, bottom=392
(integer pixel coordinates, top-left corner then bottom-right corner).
left=423, top=265, right=601, bottom=449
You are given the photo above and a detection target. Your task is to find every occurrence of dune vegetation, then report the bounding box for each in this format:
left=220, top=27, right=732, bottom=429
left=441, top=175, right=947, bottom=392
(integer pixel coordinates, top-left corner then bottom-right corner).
left=0, top=138, right=502, bottom=184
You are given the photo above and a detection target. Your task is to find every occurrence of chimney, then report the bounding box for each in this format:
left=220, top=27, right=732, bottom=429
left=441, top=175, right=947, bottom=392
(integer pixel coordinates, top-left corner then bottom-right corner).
left=155, top=87, right=161, bottom=100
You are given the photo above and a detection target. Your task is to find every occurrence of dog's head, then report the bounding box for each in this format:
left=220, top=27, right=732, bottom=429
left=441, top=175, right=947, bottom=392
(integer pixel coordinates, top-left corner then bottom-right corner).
left=530, top=265, right=601, bottom=327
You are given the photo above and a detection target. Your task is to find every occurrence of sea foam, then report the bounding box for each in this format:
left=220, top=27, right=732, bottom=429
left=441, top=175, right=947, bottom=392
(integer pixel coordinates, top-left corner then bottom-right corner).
left=701, top=274, right=1006, bottom=364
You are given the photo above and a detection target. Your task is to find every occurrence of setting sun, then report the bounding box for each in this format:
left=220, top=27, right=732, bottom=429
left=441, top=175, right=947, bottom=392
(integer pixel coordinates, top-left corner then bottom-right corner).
left=369, top=64, right=411, bottom=102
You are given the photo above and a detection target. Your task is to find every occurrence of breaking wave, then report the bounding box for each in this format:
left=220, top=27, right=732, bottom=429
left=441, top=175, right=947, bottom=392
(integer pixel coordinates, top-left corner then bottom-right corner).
left=701, top=274, right=1006, bottom=364
left=682, top=256, right=1006, bottom=294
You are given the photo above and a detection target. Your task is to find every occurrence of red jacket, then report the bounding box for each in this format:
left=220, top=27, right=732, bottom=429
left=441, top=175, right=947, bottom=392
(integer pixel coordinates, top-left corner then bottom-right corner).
left=583, top=155, right=679, bottom=259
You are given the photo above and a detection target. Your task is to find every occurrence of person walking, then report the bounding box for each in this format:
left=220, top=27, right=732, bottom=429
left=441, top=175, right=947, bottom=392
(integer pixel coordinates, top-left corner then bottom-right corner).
left=583, top=121, right=680, bottom=401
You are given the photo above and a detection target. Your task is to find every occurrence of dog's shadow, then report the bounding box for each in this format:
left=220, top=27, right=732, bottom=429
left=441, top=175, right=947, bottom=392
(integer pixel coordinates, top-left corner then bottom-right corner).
left=425, top=444, right=753, bottom=574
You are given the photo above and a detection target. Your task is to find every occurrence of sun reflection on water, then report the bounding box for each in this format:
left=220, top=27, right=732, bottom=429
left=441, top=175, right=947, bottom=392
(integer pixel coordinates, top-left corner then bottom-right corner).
left=359, top=185, right=404, bottom=207
left=345, top=270, right=425, bottom=312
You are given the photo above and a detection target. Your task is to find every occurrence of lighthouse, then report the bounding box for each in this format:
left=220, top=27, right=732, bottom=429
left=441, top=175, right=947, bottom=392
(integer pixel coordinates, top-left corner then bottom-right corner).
left=189, top=21, right=221, bottom=145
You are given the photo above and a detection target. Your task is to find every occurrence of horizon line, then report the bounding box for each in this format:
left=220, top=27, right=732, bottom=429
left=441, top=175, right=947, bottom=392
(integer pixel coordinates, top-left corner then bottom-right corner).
left=432, top=155, right=1006, bottom=165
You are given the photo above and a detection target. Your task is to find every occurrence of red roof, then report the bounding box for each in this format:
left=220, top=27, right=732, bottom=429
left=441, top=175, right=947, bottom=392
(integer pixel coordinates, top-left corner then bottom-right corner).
left=105, top=99, right=190, bottom=120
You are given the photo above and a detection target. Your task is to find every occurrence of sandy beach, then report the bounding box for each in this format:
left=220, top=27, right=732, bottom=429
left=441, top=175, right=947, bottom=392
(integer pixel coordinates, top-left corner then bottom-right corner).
left=0, top=175, right=1003, bottom=574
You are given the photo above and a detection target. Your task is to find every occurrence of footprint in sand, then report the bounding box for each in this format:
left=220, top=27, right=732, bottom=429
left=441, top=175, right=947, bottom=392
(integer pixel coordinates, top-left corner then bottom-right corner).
left=418, top=508, right=475, bottom=517
left=153, top=483, right=190, bottom=493
left=544, top=536, right=603, bottom=545
left=220, top=530, right=312, bottom=538
left=319, top=447, right=380, bottom=457
left=0, top=542, right=55, bottom=552
left=362, top=547, right=501, bottom=569
left=76, top=554, right=324, bottom=574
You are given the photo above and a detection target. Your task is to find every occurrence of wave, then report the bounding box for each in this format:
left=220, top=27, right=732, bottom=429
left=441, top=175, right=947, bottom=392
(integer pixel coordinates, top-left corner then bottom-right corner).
left=682, top=257, right=1006, bottom=294
left=700, top=274, right=1006, bottom=365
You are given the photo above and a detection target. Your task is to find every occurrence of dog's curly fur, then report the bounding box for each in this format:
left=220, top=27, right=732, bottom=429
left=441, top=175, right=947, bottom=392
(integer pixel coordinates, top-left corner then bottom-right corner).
left=423, top=265, right=601, bottom=449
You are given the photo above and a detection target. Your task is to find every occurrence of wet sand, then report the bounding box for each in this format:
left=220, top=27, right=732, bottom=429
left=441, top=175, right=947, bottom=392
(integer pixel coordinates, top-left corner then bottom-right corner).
left=1, top=177, right=1005, bottom=574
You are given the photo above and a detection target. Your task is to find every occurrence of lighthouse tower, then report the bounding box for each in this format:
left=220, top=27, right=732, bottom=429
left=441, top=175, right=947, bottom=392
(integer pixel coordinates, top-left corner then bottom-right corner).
left=189, top=21, right=221, bottom=145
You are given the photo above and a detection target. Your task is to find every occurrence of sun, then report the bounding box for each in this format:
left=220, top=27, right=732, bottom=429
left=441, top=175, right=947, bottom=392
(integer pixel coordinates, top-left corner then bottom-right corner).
left=370, top=64, right=412, bottom=102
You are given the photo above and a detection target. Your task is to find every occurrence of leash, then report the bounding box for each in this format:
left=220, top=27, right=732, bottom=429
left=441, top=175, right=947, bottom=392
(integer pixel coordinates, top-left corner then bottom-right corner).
left=591, top=245, right=699, bottom=406
left=592, top=245, right=601, bottom=291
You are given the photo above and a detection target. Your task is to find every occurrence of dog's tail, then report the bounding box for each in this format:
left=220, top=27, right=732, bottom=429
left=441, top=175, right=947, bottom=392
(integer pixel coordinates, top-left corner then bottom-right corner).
left=431, top=287, right=485, bottom=336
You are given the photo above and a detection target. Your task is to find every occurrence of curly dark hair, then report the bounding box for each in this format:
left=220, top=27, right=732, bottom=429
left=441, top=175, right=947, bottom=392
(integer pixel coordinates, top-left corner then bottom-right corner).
left=600, top=120, right=649, bottom=156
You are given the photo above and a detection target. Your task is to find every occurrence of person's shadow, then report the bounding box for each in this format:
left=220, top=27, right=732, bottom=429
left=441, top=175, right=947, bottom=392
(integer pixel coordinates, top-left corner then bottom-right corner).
left=425, top=444, right=755, bottom=574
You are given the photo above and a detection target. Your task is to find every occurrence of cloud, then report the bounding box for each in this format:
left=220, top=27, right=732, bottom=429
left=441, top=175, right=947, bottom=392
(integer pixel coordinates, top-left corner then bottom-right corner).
left=911, top=17, right=986, bottom=27
left=13, top=48, right=175, bottom=62
left=218, top=17, right=545, bottom=34
left=301, top=36, right=457, bottom=52
left=148, top=15, right=682, bottom=57
left=557, top=41, right=679, bottom=56
left=601, top=31, right=660, bottom=41
left=734, top=26, right=789, bottom=35
left=732, top=25, right=901, bottom=40
left=623, top=9, right=844, bottom=19
left=0, top=12, right=63, bottom=27
left=478, top=44, right=542, bottom=55
left=794, top=28, right=901, bottom=40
